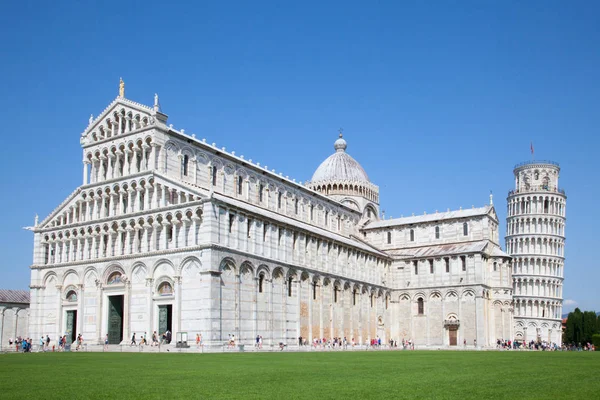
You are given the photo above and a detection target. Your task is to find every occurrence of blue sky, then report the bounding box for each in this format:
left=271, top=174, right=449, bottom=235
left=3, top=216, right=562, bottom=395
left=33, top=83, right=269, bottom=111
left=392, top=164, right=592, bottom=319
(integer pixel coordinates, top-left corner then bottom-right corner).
left=0, top=1, right=597, bottom=312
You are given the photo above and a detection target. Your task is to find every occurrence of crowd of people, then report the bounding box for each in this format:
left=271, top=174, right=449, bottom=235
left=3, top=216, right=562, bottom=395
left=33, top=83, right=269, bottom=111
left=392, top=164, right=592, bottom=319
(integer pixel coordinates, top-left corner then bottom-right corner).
left=5, top=334, right=596, bottom=352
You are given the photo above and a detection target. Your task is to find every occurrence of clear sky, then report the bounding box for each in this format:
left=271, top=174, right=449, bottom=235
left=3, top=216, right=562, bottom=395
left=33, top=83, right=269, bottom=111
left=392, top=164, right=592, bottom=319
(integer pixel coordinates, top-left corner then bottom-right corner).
left=0, top=1, right=597, bottom=313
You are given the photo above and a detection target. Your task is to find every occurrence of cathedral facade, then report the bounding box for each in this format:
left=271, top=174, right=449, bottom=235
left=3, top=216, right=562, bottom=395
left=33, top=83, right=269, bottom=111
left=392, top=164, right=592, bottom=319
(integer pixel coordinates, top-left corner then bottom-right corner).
left=27, top=89, right=514, bottom=348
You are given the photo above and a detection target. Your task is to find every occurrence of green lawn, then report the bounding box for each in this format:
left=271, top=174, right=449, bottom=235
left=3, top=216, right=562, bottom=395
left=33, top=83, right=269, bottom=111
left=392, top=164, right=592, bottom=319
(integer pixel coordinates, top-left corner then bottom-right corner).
left=0, top=351, right=598, bottom=399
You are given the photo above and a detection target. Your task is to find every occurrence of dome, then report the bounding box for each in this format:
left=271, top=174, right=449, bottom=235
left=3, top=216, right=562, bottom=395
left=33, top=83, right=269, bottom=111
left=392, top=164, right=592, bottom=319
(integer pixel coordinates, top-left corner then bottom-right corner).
left=310, top=135, right=370, bottom=183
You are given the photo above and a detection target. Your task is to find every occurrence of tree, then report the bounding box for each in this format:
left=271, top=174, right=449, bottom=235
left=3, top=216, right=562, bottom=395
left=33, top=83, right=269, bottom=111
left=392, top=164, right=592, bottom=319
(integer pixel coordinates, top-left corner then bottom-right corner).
left=582, top=311, right=598, bottom=343
left=565, top=308, right=583, bottom=344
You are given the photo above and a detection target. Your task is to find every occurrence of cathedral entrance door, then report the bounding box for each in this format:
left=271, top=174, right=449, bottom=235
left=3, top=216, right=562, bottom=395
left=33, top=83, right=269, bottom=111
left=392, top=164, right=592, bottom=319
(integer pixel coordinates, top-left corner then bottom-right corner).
left=66, top=310, right=77, bottom=345
left=108, top=295, right=124, bottom=344
left=158, top=305, right=172, bottom=339
left=448, top=327, right=458, bottom=346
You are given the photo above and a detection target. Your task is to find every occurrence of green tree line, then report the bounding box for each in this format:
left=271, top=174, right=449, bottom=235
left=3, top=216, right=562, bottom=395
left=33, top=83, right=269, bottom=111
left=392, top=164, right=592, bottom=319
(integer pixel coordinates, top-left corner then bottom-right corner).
left=563, top=308, right=600, bottom=345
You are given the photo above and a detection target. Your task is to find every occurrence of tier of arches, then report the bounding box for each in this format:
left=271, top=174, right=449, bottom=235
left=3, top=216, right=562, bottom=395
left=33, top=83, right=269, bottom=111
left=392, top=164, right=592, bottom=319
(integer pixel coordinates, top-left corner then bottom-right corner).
left=510, top=256, right=563, bottom=278
left=507, top=194, right=565, bottom=217
left=505, top=236, right=564, bottom=257
left=47, top=177, right=201, bottom=229
left=309, top=180, right=379, bottom=203
left=512, top=277, right=562, bottom=298
left=40, top=256, right=202, bottom=295
left=218, top=257, right=392, bottom=344
left=88, top=107, right=152, bottom=143
left=506, top=216, right=565, bottom=236
left=85, top=136, right=156, bottom=185
left=40, top=206, right=203, bottom=265
left=513, top=299, right=562, bottom=319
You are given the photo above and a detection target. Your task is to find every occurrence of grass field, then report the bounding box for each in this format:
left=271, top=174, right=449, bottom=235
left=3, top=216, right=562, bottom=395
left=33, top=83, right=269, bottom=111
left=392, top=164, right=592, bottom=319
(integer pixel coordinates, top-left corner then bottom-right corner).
left=1, top=351, right=598, bottom=399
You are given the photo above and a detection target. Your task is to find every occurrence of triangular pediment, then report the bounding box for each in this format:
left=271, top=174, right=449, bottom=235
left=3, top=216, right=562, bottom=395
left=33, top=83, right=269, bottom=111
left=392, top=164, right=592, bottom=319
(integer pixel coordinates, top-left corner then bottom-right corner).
left=487, top=206, right=499, bottom=223
left=37, top=188, right=84, bottom=231
left=80, top=97, right=167, bottom=146
left=36, top=172, right=207, bottom=232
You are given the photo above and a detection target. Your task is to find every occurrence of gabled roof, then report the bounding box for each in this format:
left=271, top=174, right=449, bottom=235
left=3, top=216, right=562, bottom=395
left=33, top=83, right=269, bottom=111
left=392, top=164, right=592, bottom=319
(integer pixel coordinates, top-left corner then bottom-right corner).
left=82, top=96, right=155, bottom=137
left=364, top=205, right=496, bottom=230
left=211, top=192, right=389, bottom=258
left=386, top=240, right=510, bottom=260
left=0, top=289, right=30, bottom=304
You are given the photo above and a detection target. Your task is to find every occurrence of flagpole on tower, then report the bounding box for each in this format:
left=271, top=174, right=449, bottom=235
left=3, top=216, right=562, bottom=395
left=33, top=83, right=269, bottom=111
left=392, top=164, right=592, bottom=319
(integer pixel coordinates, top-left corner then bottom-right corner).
left=530, top=141, right=534, bottom=161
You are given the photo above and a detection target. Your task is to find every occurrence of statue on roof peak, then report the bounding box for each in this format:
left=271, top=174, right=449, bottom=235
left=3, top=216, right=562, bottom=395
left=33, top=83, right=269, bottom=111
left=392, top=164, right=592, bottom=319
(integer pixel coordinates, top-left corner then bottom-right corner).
left=119, top=77, right=125, bottom=98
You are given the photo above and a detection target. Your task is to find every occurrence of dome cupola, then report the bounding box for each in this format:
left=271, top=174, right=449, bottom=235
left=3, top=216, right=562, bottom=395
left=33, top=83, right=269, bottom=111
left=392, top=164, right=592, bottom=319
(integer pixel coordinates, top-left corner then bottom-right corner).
left=307, top=134, right=380, bottom=216
left=311, top=134, right=370, bottom=184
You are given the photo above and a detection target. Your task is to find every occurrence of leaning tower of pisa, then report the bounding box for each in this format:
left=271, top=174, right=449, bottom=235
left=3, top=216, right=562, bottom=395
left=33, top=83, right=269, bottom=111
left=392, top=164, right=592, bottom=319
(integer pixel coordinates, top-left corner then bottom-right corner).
left=506, top=161, right=566, bottom=345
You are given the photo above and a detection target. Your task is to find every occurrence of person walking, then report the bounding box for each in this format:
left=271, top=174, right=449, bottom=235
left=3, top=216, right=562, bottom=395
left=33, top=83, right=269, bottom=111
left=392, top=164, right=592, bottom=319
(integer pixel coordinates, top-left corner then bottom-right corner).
left=104, top=334, right=109, bottom=351
left=130, top=333, right=137, bottom=346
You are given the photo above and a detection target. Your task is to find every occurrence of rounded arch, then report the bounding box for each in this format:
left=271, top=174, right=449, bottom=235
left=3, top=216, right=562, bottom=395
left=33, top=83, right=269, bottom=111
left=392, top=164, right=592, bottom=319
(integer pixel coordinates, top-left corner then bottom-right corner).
left=62, top=269, right=80, bottom=286
left=83, top=267, right=99, bottom=287
left=239, top=261, right=254, bottom=279
left=43, top=271, right=58, bottom=287
left=256, top=264, right=271, bottom=280
left=155, top=276, right=175, bottom=296
left=219, top=257, right=237, bottom=273
left=151, top=258, right=176, bottom=278
left=131, top=262, right=148, bottom=284
left=103, top=263, right=126, bottom=284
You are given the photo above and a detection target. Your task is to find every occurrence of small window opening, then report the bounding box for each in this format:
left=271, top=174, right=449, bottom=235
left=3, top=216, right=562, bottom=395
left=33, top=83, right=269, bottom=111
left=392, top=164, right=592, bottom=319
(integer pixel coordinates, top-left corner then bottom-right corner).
left=182, top=154, right=189, bottom=176
left=288, top=277, right=293, bottom=297
left=259, top=274, right=264, bottom=293
left=435, top=226, right=440, bottom=239
left=247, top=218, right=252, bottom=238
left=387, top=231, right=392, bottom=244
left=211, top=166, right=217, bottom=186
left=237, top=176, right=243, bottom=195
left=461, top=256, right=466, bottom=271
left=410, top=229, right=415, bottom=242
left=228, top=214, right=235, bottom=233
left=417, top=298, right=424, bottom=315
left=414, top=260, right=418, bottom=275
left=445, top=257, right=450, bottom=273
left=463, top=222, right=468, bottom=236
left=429, top=259, right=434, bottom=274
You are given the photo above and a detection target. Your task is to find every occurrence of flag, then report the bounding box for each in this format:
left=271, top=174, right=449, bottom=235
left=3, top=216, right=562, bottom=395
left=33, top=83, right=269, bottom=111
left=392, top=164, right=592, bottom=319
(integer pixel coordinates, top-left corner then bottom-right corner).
left=530, top=142, right=534, bottom=155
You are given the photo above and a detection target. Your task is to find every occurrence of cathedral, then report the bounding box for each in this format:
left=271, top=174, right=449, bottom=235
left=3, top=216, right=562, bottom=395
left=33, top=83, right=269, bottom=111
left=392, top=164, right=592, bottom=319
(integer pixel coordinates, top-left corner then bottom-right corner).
left=27, top=84, right=521, bottom=348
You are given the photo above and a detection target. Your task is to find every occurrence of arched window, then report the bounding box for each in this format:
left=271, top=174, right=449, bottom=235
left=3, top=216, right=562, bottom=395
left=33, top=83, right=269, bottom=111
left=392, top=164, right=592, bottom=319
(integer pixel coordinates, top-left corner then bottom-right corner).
left=237, top=176, right=243, bottom=195
left=387, top=231, right=392, bottom=244
left=107, top=271, right=122, bottom=285
left=534, top=171, right=539, bottom=180
left=417, top=297, right=424, bottom=315
left=463, top=222, right=468, bottom=236
left=157, top=281, right=173, bottom=296
left=258, top=274, right=264, bottom=293
left=410, top=229, right=415, bottom=242
left=435, top=226, right=440, bottom=239
left=211, top=165, right=217, bottom=186
left=66, top=290, right=77, bottom=302
left=278, top=192, right=282, bottom=209
left=288, top=276, right=293, bottom=297
left=182, top=154, right=189, bottom=176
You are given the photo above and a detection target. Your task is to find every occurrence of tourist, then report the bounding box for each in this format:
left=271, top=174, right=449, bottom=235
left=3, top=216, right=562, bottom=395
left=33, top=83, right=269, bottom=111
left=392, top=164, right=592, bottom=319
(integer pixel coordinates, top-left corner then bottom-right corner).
left=39, top=336, right=45, bottom=352
left=151, top=331, right=158, bottom=346
left=131, top=333, right=136, bottom=346
left=104, top=334, right=109, bottom=351
left=259, top=335, right=263, bottom=349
